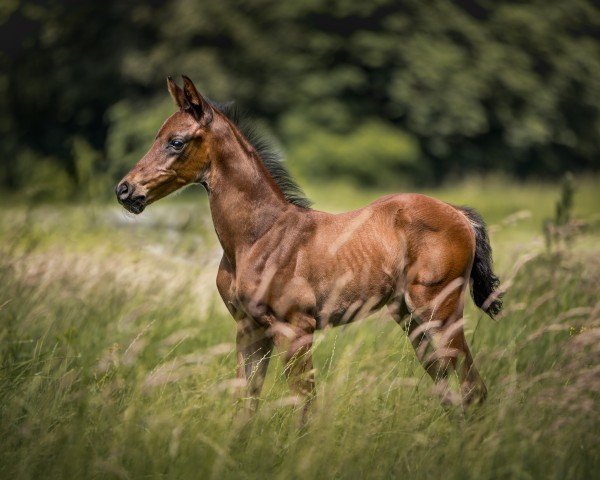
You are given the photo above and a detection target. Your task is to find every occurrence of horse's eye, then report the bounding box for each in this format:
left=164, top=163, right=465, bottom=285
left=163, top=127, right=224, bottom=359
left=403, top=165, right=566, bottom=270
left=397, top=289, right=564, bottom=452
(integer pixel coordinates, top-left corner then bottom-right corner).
left=169, top=139, right=185, bottom=151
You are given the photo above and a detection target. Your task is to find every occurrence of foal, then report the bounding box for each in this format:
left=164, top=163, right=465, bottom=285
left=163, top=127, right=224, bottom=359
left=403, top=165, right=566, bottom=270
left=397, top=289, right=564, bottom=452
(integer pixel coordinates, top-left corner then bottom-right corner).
left=116, top=76, right=502, bottom=418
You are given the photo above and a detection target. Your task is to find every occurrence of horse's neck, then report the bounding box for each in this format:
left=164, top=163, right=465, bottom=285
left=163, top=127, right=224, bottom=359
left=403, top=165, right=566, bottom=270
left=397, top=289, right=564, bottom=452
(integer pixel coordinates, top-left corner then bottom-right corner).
left=205, top=135, right=290, bottom=266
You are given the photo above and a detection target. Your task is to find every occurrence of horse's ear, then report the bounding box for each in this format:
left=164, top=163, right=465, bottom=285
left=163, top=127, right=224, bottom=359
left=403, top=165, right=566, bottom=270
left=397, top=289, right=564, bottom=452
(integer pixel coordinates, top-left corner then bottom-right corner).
left=167, top=76, right=189, bottom=110
left=181, top=75, right=213, bottom=125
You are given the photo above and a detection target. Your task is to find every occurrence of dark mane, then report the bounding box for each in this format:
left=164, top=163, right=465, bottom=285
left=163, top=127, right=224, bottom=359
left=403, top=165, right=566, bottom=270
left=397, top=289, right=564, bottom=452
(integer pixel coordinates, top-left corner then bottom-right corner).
left=212, top=101, right=312, bottom=209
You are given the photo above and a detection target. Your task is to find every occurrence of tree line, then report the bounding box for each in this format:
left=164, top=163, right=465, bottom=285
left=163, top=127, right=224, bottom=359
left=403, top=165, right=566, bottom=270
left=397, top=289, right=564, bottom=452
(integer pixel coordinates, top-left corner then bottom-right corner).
left=1, top=0, right=599, bottom=197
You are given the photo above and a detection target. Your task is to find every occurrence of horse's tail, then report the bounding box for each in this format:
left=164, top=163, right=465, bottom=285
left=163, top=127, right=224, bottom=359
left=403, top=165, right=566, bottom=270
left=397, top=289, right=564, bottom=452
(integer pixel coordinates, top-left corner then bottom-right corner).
left=457, top=206, right=503, bottom=318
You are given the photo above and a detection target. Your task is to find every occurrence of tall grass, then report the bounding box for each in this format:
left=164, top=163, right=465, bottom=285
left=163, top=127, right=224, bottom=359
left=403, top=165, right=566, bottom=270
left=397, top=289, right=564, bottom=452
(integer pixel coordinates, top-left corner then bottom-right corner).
left=1, top=179, right=599, bottom=479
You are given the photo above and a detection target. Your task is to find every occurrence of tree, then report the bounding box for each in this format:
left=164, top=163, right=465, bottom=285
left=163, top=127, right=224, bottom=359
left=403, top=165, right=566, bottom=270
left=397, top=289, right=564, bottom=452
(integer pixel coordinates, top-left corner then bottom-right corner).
left=1, top=0, right=599, bottom=195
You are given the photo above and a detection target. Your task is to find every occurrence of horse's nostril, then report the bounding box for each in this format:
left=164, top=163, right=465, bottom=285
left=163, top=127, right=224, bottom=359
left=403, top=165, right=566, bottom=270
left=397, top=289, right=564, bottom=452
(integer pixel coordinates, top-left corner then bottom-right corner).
left=116, top=181, right=132, bottom=201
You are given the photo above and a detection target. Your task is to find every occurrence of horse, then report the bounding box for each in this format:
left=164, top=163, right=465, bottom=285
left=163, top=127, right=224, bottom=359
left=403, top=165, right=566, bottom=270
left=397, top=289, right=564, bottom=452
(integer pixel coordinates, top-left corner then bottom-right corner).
left=116, top=75, right=502, bottom=420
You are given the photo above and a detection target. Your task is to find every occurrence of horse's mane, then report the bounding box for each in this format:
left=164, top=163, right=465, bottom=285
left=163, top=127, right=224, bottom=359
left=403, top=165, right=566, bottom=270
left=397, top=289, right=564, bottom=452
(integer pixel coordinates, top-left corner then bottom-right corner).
left=212, top=101, right=312, bottom=209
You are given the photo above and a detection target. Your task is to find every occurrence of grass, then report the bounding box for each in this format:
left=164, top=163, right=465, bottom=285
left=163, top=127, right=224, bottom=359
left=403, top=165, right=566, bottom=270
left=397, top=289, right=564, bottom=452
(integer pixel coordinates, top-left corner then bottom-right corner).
left=1, top=177, right=599, bottom=479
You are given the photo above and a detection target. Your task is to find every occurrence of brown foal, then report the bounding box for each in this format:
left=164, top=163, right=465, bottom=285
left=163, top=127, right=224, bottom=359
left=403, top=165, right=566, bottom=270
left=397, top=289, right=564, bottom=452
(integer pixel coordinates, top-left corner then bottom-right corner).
left=116, top=76, right=502, bottom=418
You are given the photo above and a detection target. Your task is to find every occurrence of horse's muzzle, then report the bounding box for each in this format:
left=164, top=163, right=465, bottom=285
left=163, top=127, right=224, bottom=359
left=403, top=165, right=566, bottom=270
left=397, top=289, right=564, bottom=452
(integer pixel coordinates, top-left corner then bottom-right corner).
left=115, top=181, right=146, bottom=214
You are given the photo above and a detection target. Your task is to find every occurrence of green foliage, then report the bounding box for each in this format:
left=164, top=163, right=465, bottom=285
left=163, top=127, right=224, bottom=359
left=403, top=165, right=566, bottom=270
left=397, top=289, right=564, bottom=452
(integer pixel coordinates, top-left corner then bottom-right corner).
left=11, top=149, right=74, bottom=201
left=1, top=0, right=600, bottom=198
left=543, top=173, right=583, bottom=250
left=284, top=116, right=425, bottom=186
left=71, top=136, right=113, bottom=201
left=554, top=173, right=575, bottom=227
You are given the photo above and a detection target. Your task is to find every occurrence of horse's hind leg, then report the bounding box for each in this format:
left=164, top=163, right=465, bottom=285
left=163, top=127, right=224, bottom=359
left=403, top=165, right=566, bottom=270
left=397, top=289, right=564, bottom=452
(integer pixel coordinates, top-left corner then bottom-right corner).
left=389, top=280, right=487, bottom=407
left=271, top=313, right=316, bottom=424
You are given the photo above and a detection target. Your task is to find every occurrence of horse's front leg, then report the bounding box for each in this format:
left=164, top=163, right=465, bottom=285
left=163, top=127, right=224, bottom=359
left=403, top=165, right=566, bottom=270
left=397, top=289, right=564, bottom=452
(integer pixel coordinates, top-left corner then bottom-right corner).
left=235, top=317, right=273, bottom=417
left=271, top=313, right=316, bottom=425
left=215, top=257, right=273, bottom=416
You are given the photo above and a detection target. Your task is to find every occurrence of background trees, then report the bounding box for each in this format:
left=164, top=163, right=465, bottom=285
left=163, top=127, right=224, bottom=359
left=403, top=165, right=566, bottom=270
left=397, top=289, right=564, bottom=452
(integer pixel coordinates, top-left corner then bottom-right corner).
left=1, top=0, right=599, bottom=197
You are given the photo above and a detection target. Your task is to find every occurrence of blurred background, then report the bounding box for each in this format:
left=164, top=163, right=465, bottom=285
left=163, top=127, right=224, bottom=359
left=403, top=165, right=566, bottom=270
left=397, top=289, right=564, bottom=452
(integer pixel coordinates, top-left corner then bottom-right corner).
left=1, top=0, right=599, bottom=200
left=1, top=2, right=600, bottom=478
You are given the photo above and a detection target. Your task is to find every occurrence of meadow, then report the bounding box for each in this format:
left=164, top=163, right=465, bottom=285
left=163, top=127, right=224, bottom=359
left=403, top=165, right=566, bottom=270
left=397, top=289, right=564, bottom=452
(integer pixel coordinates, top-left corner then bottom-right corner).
left=1, top=177, right=599, bottom=479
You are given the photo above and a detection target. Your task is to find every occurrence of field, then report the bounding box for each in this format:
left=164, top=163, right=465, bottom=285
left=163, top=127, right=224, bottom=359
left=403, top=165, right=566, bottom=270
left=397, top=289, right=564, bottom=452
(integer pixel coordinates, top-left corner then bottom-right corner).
left=1, top=177, right=599, bottom=479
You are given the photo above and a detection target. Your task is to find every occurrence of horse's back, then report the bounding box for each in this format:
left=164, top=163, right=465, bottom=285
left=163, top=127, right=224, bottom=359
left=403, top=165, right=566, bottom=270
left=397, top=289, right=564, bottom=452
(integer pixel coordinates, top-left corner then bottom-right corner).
left=308, top=192, right=474, bottom=248
left=367, top=193, right=474, bottom=238
left=307, top=192, right=474, bottom=278
left=342, top=192, right=475, bottom=276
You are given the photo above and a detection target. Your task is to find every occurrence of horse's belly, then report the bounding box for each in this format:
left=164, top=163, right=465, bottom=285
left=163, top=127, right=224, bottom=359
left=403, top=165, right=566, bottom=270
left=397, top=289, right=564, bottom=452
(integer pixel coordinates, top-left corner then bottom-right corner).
left=309, top=218, right=405, bottom=329
left=314, top=272, right=396, bottom=329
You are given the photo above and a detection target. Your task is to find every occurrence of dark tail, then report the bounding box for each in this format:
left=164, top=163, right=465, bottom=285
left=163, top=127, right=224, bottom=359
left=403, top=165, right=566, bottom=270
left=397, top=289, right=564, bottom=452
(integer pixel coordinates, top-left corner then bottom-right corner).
left=457, top=206, right=503, bottom=318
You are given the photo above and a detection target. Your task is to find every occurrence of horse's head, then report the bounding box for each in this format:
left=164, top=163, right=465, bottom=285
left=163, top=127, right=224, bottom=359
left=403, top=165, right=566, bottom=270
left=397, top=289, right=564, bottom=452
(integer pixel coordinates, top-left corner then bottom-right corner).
left=116, top=76, right=219, bottom=214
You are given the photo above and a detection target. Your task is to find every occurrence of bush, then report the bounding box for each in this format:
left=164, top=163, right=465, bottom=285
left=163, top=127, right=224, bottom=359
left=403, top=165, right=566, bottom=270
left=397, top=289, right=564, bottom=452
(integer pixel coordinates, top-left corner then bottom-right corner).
left=282, top=116, right=428, bottom=186
left=12, top=149, right=75, bottom=201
